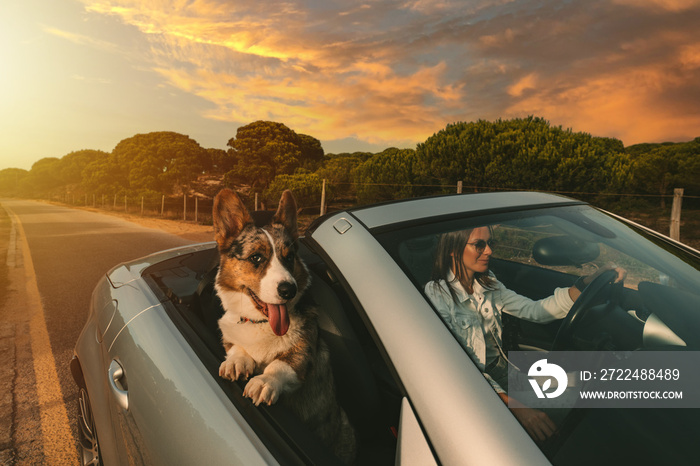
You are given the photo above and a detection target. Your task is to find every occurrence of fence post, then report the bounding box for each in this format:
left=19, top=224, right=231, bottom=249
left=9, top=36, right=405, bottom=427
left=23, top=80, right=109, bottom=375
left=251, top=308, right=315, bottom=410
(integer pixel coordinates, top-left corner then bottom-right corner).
left=124, top=195, right=127, bottom=213
left=457, top=181, right=463, bottom=194
left=161, top=195, right=165, bottom=217
left=114, top=194, right=117, bottom=209
left=183, top=194, right=187, bottom=221
left=320, top=179, right=327, bottom=216
left=141, top=197, right=144, bottom=216
left=670, top=188, right=684, bottom=241
left=195, top=197, right=198, bottom=223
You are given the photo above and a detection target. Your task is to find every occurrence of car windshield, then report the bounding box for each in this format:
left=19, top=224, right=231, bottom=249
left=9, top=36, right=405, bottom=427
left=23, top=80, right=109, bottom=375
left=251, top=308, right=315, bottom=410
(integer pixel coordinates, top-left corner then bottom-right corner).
left=379, top=204, right=700, bottom=296
left=375, top=203, right=700, bottom=464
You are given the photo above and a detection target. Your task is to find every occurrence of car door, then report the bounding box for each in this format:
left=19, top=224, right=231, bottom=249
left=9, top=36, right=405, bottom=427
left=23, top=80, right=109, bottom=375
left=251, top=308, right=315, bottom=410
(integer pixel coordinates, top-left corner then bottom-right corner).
left=100, top=279, right=276, bottom=466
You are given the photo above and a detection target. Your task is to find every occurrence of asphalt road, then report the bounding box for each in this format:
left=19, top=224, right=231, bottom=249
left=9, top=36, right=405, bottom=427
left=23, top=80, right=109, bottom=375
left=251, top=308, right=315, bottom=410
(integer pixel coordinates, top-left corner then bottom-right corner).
left=1, top=200, right=202, bottom=465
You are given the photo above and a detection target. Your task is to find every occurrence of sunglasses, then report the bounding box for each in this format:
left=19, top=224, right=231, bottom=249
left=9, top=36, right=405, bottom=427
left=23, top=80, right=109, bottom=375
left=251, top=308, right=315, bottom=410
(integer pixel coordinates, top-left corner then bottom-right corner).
left=466, top=239, right=496, bottom=254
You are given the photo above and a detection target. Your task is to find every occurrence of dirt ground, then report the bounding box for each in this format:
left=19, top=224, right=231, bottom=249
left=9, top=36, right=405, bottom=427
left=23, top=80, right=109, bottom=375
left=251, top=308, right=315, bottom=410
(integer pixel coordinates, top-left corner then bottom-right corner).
left=73, top=204, right=320, bottom=242
left=73, top=205, right=217, bottom=243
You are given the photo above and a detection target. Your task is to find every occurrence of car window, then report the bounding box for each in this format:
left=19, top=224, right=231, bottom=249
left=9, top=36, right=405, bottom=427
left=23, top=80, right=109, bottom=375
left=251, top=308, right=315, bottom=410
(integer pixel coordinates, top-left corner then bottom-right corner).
left=376, top=204, right=700, bottom=465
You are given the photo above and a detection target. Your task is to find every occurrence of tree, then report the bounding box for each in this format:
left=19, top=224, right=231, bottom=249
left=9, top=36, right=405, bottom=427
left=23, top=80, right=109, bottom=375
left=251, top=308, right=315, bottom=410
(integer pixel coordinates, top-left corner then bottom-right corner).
left=297, top=133, right=325, bottom=171
left=628, top=138, right=700, bottom=207
left=315, top=152, right=372, bottom=200
left=23, top=158, right=62, bottom=197
left=110, top=132, right=208, bottom=194
left=416, top=117, right=629, bottom=195
left=57, top=150, right=109, bottom=187
left=225, top=121, right=324, bottom=190
left=0, top=168, right=29, bottom=196
left=205, top=148, right=233, bottom=174
left=265, top=172, right=324, bottom=209
left=675, top=139, right=700, bottom=196
left=353, top=148, right=418, bottom=204
left=416, top=119, right=498, bottom=191
left=81, top=154, right=126, bottom=195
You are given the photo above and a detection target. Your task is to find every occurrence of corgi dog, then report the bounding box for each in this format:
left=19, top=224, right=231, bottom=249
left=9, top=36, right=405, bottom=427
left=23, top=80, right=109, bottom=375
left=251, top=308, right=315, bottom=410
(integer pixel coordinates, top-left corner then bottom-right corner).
left=212, top=188, right=356, bottom=464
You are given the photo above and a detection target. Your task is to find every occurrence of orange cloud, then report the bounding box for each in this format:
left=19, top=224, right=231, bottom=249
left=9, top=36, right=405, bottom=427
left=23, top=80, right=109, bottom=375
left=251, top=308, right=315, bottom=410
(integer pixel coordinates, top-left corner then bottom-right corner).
left=612, top=0, right=700, bottom=12
left=507, top=73, right=538, bottom=97
left=74, top=0, right=700, bottom=148
left=154, top=60, right=462, bottom=144
left=76, top=0, right=466, bottom=145
left=505, top=63, right=700, bottom=144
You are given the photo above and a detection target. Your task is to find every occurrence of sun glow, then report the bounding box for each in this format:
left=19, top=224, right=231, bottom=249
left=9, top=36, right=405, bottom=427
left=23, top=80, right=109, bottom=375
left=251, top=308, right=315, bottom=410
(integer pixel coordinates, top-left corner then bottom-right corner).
left=2, top=0, right=699, bottom=170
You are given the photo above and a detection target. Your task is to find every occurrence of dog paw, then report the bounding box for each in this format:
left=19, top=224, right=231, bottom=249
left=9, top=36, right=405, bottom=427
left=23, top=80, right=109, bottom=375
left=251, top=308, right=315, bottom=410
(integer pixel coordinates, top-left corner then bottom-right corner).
left=219, top=354, right=255, bottom=381
left=243, top=375, right=281, bottom=406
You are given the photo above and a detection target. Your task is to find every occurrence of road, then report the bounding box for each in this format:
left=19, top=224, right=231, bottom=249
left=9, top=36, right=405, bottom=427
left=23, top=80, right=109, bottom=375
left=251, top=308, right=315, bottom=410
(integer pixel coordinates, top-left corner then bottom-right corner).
left=0, top=200, right=209, bottom=465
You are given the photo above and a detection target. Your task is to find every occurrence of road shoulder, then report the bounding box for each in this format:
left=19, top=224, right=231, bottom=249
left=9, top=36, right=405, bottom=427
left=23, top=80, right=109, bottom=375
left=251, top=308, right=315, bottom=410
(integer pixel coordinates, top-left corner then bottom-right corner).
left=1, top=204, right=77, bottom=465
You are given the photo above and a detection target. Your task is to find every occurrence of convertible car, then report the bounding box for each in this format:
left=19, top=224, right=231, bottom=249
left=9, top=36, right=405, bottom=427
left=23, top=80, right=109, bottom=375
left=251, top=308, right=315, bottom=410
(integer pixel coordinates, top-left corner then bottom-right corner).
left=71, top=191, right=700, bottom=465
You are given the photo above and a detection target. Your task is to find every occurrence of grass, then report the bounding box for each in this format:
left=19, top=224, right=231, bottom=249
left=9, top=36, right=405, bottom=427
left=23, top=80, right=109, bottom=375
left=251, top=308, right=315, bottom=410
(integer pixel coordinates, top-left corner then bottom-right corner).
left=613, top=206, right=700, bottom=250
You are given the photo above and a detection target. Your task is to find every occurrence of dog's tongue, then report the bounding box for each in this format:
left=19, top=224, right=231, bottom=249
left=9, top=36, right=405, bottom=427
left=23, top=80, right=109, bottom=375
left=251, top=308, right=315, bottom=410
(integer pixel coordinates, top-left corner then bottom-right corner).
left=267, top=303, right=289, bottom=336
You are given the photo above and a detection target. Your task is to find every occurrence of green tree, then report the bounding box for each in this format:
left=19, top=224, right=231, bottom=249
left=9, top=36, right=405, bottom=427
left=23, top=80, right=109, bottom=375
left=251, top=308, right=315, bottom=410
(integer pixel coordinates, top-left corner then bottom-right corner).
left=57, top=150, right=109, bottom=188
left=225, top=121, right=324, bottom=190
left=80, top=154, right=125, bottom=195
left=23, top=158, right=62, bottom=197
left=416, top=117, right=629, bottom=195
left=0, top=168, right=29, bottom=196
left=111, top=132, right=208, bottom=194
left=315, top=152, right=371, bottom=200
left=628, top=138, right=700, bottom=207
left=353, top=148, right=418, bottom=204
left=265, top=172, right=324, bottom=209
left=675, top=138, right=700, bottom=196
left=206, top=148, right=233, bottom=174
left=297, top=133, right=325, bottom=171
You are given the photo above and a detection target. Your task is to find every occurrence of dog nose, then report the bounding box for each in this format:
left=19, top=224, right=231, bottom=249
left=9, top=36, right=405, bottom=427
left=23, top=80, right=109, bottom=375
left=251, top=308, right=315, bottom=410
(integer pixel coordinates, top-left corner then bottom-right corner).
left=277, top=282, right=297, bottom=301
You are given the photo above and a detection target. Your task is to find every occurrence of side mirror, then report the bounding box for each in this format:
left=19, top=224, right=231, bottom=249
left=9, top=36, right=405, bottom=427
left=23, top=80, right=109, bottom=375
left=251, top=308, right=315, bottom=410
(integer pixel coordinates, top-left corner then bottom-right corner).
left=533, top=236, right=600, bottom=266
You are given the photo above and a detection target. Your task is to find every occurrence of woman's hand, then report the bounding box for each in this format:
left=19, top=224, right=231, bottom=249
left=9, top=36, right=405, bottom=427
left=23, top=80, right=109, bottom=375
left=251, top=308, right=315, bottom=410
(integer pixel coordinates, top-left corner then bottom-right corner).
left=499, top=393, right=557, bottom=441
left=509, top=406, right=557, bottom=442
left=584, top=262, right=627, bottom=285
left=569, top=263, right=627, bottom=301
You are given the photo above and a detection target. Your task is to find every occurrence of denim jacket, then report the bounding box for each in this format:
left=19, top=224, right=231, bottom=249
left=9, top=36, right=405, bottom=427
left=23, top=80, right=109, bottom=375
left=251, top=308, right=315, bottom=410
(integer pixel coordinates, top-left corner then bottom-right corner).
left=424, top=271, right=574, bottom=393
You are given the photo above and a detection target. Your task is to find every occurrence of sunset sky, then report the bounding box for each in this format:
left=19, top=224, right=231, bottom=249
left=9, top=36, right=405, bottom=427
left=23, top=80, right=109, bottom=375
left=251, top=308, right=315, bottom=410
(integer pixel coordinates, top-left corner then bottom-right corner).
left=2, top=0, right=699, bottom=170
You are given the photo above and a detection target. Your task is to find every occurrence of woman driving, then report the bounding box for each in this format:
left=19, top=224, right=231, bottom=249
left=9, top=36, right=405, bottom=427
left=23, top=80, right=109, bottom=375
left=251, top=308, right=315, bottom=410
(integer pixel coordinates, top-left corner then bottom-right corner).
left=424, top=225, right=625, bottom=441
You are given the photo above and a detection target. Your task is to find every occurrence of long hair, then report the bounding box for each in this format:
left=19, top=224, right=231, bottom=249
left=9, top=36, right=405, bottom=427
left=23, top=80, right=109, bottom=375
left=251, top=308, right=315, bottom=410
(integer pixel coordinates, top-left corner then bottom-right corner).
left=430, top=227, right=496, bottom=301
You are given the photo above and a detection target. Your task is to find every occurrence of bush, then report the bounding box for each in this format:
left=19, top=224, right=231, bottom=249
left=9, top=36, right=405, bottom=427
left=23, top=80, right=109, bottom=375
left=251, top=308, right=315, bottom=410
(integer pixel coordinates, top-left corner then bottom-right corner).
left=264, top=173, right=324, bottom=209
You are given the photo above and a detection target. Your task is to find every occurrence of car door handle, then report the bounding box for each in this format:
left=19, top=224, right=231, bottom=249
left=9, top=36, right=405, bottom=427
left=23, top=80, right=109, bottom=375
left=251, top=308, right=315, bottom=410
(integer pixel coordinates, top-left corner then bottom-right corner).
left=108, top=359, right=129, bottom=411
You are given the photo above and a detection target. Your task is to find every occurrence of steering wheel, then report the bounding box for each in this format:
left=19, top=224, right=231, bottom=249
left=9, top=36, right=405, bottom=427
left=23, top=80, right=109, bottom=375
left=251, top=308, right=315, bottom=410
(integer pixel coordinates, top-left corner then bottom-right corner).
left=551, top=269, right=619, bottom=351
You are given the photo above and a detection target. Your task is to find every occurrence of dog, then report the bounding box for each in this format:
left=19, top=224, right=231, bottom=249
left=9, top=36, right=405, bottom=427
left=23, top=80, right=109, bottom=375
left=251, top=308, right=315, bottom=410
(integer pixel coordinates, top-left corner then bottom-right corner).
left=212, top=188, right=356, bottom=464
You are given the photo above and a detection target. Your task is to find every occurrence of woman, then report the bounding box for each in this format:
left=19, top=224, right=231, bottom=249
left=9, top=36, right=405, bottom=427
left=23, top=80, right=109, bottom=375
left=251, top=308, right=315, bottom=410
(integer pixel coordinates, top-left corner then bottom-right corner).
left=424, top=226, right=625, bottom=441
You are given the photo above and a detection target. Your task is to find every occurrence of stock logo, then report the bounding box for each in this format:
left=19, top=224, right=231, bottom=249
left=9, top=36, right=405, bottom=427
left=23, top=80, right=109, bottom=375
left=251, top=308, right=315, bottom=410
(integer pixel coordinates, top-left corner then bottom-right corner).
left=528, top=359, right=568, bottom=399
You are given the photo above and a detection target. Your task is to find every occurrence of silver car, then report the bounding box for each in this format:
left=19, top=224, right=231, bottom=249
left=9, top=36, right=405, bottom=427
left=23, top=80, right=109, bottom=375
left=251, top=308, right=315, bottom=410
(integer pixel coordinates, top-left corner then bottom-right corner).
left=71, top=192, right=700, bottom=465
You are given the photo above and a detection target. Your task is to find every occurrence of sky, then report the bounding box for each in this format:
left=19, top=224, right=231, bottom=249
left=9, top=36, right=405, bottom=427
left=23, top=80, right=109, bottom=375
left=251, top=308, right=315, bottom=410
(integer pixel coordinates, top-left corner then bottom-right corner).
left=1, top=0, right=699, bottom=171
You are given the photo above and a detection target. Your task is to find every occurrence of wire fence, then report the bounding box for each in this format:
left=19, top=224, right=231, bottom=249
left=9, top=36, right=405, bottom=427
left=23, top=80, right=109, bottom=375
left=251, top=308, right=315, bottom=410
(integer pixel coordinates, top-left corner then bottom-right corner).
left=49, top=180, right=699, bottom=247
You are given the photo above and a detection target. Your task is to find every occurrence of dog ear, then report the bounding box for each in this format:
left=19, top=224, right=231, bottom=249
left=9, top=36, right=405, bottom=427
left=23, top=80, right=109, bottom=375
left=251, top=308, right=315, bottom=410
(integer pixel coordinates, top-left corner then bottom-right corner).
left=213, top=189, right=253, bottom=249
left=272, top=190, right=298, bottom=239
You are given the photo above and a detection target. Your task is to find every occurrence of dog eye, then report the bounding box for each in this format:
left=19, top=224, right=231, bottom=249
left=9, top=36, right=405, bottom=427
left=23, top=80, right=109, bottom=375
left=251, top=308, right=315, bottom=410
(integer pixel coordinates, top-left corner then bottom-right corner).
left=283, top=252, right=295, bottom=264
left=248, top=253, right=265, bottom=265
